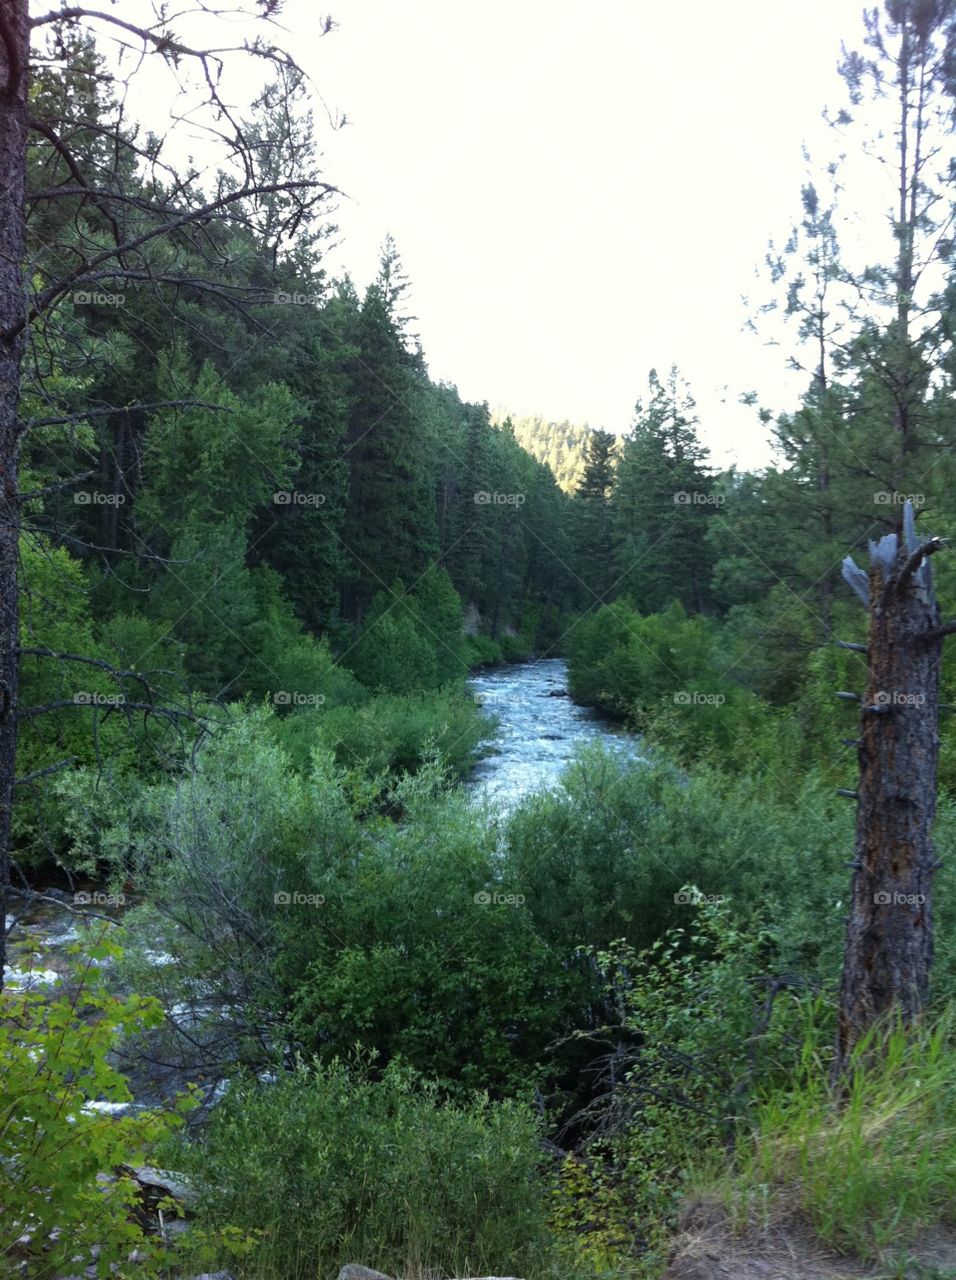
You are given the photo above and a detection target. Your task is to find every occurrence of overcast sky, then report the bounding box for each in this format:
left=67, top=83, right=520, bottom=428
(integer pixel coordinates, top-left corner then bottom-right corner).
left=286, top=0, right=881, bottom=469
left=91, top=0, right=890, bottom=470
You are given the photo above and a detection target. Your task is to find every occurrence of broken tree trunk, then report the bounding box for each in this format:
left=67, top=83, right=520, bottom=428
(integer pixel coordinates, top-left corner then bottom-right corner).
left=834, top=502, right=943, bottom=1076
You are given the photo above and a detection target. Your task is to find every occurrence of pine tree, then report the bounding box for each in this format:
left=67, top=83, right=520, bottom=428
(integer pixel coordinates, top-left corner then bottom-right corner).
left=340, top=244, right=437, bottom=625
left=572, top=428, right=617, bottom=605
left=611, top=367, right=714, bottom=614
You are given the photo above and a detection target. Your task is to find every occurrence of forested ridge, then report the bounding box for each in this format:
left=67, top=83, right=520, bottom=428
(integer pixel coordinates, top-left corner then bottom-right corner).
left=5, top=4, right=956, bottom=1280
left=491, top=411, right=620, bottom=495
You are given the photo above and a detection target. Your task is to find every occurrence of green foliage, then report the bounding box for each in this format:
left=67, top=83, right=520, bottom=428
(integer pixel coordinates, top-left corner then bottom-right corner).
left=347, top=599, right=438, bottom=694
left=506, top=745, right=855, bottom=970
left=346, top=572, right=467, bottom=694
left=91, top=717, right=575, bottom=1097
left=412, top=566, right=469, bottom=683
left=464, top=632, right=505, bottom=667
left=499, top=410, right=616, bottom=495
left=0, top=939, right=195, bottom=1278
left=285, top=766, right=581, bottom=1093
left=727, top=1012, right=956, bottom=1258
left=567, top=602, right=769, bottom=767
left=309, top=685, right=488, bottom=781
left=609, top=367, right=714, bottom=614
left=548, top=898, right=827, bottom=1276
left=138, top=352, right=301, bottom=537
left=173, top=1057, right=554, bottom=1280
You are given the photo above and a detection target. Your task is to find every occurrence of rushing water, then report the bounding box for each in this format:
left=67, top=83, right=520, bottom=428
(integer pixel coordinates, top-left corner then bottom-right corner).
left=467, top=657, right=640, bottom=807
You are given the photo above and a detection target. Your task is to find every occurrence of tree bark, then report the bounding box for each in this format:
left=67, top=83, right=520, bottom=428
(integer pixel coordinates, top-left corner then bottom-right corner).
left=835, top=510, right=942, bottom=1073
left=0, top=0, right=29, bottom=988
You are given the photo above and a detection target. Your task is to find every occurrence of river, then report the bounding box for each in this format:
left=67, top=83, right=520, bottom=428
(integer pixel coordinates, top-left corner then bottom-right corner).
left=466, top=656, right=639, bottom=806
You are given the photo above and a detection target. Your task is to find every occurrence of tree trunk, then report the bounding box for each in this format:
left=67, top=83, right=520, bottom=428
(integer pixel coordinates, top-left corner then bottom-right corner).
left=0, top=0, right=29, bottom=988
left=836, top=506, right=942, bottom=1073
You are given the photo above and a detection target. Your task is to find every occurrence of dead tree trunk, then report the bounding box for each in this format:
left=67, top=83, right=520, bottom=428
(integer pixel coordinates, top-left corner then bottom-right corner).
left=0, top=0, right=29, bottom=987
left=835, top=501, right=944, bottom=1075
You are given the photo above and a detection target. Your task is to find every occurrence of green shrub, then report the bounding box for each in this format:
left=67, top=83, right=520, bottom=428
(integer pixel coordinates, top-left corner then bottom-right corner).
left=174, top=1058, right=555, bottom=1280
left=0, top=937, right=195, bottom=1278
left=465, top=632, right=505, bottom=667
left=506, top=745, right=854, bottom=964
left=549, top=898, right=823, bottom=1277
left=286, top=765, right=583, bottom=1093
left=499, top=628, right=535, bottom=662
left=348, top=608, right=438, bottom=694
left=312, top=685, right=489, bottom=781
left=92, top=720, right=578, bottom=1098
left=14, top=541, right=191, bottom=868
left=566, top=601, right=769, bottom=767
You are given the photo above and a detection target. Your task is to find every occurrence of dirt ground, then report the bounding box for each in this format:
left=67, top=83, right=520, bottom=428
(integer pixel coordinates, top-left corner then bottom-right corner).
left=662, top=1199, right=956, bottom=1280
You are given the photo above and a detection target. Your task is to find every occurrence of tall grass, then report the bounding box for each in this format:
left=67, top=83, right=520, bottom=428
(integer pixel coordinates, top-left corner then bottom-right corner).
left=727, top=1012, right=956, bottom=1256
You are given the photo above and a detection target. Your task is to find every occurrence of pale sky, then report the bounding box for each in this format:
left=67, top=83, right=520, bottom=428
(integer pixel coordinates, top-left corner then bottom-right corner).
left=293, top=0, right=881, bottom=469
left=68, top=0, right=898, bottom=470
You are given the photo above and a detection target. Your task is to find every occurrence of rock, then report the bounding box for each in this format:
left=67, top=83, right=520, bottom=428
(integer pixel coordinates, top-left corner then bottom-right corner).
left=161, top=1216, right=192, bottom=1240
left=546, top=689, right=568, bottom=697
left=190, top=1273, right=234, bottom=1280
left=336, top=1267, right=393, bottom=1280
left=118, top=1165, right=197, bottom=1212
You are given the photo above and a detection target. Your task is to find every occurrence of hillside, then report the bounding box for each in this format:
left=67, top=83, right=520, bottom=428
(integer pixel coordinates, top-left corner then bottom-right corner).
left=491, top=409, right=621, bottom=494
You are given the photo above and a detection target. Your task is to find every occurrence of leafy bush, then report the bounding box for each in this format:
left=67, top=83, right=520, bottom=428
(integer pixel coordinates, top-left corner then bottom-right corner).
left=286, top=765, right=583, bottom=1093
left=14, top=540, right=190, bottom=868
left=499, top=629, right=536, bottom=661
left=93, top=721, right=580, bottom=1097
left=465, top=632, right=505, bottom=667
left=348, top=608, right=438, bottom=694
left=0, top=938, right=194, bottom=1278
left=174, top=1058, right=555, bottom=1280
left=310, top=685, right=489, bottom=781
left=67, top=710, right=356, bottom=1089
left=566, top=601, right=769, bottom=767
left=506, top=745, right=854, bottom=964
left=549, top=897, right=823, bottom=1276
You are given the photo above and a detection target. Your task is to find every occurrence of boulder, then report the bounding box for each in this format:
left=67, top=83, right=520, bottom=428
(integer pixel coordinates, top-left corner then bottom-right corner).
left=337, top=1268, right=392, bottom=1280
left=117, top=1165, right=197, bottom=1213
